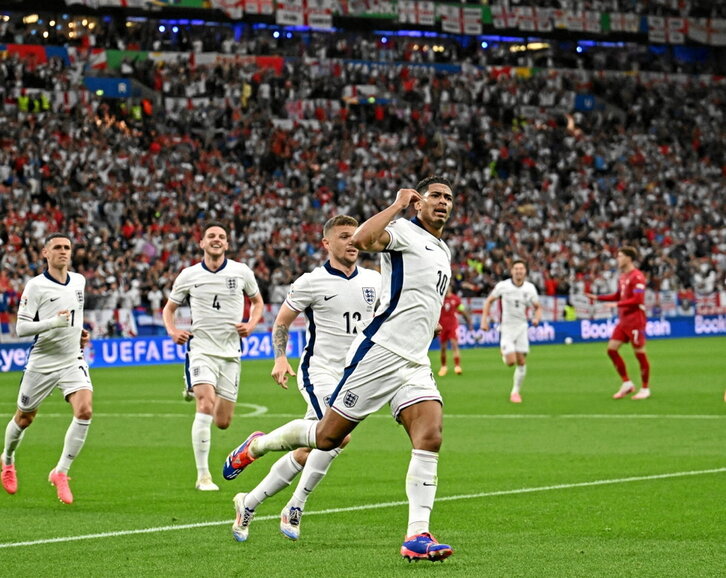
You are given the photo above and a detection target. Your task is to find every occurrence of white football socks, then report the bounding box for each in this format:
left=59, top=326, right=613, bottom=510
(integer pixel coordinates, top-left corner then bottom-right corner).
left=406, top=449, right=439, bottom=537
left=2, top=419, right=25, bottom=465
left=288, top=447, right=343, bottom=510
left=250, top=419, right=318, bottom=458
left=512, top=364, right=527, bottom=395
left=192, top=412, right=213, bottom=476
left=56, top=417, right=91, bottom=474
left=246, top=452, right=304, bottom=510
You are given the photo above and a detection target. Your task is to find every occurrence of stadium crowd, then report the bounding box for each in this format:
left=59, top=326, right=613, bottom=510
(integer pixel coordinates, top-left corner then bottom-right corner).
left=0, top=30, right=724, bottom=321
left=2, top=6, right=725, bottom=75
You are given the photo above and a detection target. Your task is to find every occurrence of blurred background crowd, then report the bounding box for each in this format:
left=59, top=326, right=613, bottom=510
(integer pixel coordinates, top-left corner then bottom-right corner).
left=0, top=1, right=723, bottom=326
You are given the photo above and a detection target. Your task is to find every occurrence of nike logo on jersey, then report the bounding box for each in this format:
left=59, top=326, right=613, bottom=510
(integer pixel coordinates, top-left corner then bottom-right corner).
left=422, top=482, right=437, bottom=486
left=50, top=297, right=60, bottom=302
left=323, top=295, right=337, bottom=301
left=425, top=245, right=436, bottom=251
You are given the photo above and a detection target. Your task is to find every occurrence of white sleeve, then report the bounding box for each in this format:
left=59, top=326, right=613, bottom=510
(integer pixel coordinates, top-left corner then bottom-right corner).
left=168, top=269, right=190, bottom=305
left=529, top=286, right=540, bottom=305
left=489, top=282, right=504, bottom=299
left=17, top=315, right=70, bottom=337
left=284, top=274, right=313, bottom=312
left=243, top=267, right=260, bottom=299
left=15, top=282, right=69, bottom=336
left=384, top=220, right=409, bottom=252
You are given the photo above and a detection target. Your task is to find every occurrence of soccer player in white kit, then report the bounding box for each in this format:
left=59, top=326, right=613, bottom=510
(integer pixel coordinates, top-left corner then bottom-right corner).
left=163, top=222, right=264, bottom=491
left=229, top=215, right=381, bottom=542
left=224, top=177, right=456, bottom=562
left=1, top=233, right=92, bottom=504
left=482, top=260, right=542, bottom=403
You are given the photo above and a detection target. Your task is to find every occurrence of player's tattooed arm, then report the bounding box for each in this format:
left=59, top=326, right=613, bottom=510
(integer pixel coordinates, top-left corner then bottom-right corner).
left=272, top=323, right=290, bottom=359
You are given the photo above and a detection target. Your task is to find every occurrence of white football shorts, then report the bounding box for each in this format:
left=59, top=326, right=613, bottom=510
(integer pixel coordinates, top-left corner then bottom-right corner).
left=17, top=361, right=93, bottom=412
left=330, top=339, right=442, bottom=423
left=185, top=351, right=240, bottom=402
left=499, top=324, right=530, bottom=355
left=298, top=367, right=342, bottom=420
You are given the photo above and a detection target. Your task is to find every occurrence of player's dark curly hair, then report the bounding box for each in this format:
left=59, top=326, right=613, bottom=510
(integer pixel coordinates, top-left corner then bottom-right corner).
left=415, top=176, right=453, bottom=194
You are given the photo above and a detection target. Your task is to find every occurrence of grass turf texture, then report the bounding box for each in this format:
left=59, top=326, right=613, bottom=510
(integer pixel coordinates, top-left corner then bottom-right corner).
left=0, top=337, right=724, bottom=576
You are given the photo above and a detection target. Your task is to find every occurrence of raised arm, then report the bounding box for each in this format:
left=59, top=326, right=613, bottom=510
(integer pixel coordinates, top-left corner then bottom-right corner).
left=351, top=189, right=421, bottom=252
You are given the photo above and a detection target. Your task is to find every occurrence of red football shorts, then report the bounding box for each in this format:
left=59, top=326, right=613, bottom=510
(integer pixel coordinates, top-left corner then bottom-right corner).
left=611, top=321, right=646, bottom=348
left=439, top=323, right=459, bottom=343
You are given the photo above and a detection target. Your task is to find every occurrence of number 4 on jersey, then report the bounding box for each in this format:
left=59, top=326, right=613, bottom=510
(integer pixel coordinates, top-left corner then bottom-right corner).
left=212, top=295, right=221, bottom=310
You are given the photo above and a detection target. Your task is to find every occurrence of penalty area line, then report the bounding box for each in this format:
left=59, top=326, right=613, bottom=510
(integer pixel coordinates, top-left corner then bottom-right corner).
left=1, top=466, right=724, bottom=549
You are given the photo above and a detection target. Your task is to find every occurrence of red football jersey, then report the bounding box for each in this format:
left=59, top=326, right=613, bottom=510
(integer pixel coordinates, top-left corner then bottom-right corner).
left=598, top=268, right=647, bottom=325
left=439, top=293, right=462, bottom=327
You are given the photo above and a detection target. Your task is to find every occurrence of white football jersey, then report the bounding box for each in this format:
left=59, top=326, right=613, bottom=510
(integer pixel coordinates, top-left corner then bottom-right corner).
left=361, top=217, right=451, bottom=365
left=489, top=279, right=540, bottom=328
left=168, top=259, right=260, bottom=359
left=16, top=271, right=86, bottom=373
left=285, top=261, right=381, bottom=380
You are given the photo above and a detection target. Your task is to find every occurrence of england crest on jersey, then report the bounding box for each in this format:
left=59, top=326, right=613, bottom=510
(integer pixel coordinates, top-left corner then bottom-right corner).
left=343, top=391, right=358, bottom=408
left=362, top=287, right=376, bottom=305
left=226, top=278, right=237, bottom=294
left=76, top=290, right=84, bottom=304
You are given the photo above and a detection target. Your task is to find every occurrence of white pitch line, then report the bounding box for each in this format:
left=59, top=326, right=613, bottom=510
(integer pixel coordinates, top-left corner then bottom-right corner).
left=0, top=467, right=724, bottom=550
left=13, top=412, right=726, bottom=420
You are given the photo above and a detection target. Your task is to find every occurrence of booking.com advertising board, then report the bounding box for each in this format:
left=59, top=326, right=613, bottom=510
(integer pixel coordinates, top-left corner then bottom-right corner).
left=0, top=315, right=724, bottom=373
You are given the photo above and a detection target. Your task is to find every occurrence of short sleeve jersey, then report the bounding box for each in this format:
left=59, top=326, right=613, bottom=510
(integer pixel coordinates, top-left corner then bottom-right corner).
left=17, top=271, right=86, bottom=373
left=361, top=217, right=452, bottom=365
left=490, top=279, right=540, bottom=329
left=168, top=259, right=259, bottom=359
left=438, top=293, right=462, bottom=329
left=285, top=261, right=381, bottom=377
left=616, top=268, right=647, bottom=325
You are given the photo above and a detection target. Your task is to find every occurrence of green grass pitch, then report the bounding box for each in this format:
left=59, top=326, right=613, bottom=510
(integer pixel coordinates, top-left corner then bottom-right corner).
left=1, top=337, right=724, bottom=576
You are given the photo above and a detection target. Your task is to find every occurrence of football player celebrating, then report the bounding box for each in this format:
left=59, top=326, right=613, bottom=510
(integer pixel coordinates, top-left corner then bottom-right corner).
left=229, top=215, right=381, bottom=542
left=482, top=260, right=542, bottom=403
left=2, top=233, right=92, bottom=504
left=224, top=177, right=456, bottom=562
left=163, top=221, right=264, bottom=491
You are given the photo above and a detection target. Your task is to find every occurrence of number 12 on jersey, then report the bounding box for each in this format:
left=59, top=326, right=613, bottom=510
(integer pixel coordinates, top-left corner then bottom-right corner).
left=343, top=311, right=361, bottom=334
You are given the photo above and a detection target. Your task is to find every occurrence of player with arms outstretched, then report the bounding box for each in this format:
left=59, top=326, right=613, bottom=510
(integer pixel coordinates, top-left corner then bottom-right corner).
left=586, top=246, right=651, bottom=400
left=230, top=215, right=381, bottom=542
left=1, top=233, right=92, bottom=504
left=163, top=221, right=264, bottom=491
left=223, top=177, right=456, bottom=562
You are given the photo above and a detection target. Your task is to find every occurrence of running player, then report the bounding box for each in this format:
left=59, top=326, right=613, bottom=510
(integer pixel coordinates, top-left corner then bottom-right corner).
left=1, top=233, right=92, bottom=504
left=163, top=221, right=264, bottom=491
left=231, top=215, right=381, bottom=541
left=482, top=260, right=542, bottom=403
left=223, top=177, right=456, bottom=562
